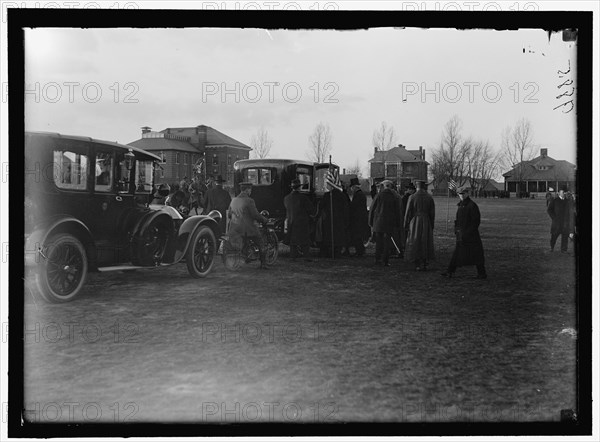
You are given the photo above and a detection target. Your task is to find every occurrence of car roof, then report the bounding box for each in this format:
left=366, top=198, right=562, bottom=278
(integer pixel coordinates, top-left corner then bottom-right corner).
left=26, top=131, right=162, bottom=162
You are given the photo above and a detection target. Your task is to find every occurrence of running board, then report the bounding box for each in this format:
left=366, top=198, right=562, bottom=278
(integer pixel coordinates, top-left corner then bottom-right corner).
left=97, top=263, right=173, bottom=272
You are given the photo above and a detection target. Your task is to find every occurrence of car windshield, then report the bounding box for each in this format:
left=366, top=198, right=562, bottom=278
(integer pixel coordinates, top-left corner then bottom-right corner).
left=135, top=160, right=154, bottom=193
left=243, top=167, right=275, bottom=185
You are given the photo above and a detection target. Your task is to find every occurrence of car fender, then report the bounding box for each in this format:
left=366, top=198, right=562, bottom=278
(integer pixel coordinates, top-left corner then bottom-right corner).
left=172, top=215, right=221, bottom=263
left=130, top=210, right=177, bottom=264
left=25, top=216, right=95, bottom=269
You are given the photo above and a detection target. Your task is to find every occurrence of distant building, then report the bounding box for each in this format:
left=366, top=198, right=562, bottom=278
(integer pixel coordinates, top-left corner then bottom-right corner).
left=128, top=125, right=251, bottom=186
left=368, top=144, right=429, bottom=189
left=502, top=148, right=576, bottom=197
left=433, top=178, right=504, bottom=197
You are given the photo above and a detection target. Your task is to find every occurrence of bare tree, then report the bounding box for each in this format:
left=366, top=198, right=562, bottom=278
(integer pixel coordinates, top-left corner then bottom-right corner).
left=430, top=115, right=471, bottom=188
left=466, top=140, right=502, bottom=194
left=345, top=159, right=363, bottom=178
left=372, top=121, right=397, bottom=152
left=250, top=127, right=273, bottom=159
left=306, top=122, right=333, bottom=163
left=501, top=118, right=536, bottom=197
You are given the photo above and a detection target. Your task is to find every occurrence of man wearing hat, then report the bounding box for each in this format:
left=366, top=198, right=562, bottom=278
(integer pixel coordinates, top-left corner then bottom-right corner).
left=346, top=177, right=370, bottom=257
left=151, top=183, right=171, bottom=205
left=404, top=180, right=435, bottom=271
left=227, top=182, right=269, bottom=267
left=204, top=175, right=231, bottom=234
left=399, top=182, right=417, bottom=257
left=284, top=178, right=316, bottom=261
left=547, top=185, right=574, bottom=253
left=441, top=186, right=487, bottom=279
left=369, top=180, right=402, bottom=266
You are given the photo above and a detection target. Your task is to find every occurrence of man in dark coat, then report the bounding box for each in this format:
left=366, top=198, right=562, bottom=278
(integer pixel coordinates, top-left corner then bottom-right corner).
left=547, top=186, right=574, bottom=253
left=400, top=183, right=416, bottom=256
left=404, top=180, right=435, bottom=271
left=317, top=183, right=350, bottom=258
left=204, top=175, right=232, bottom=235
left=284, top=178, right=316, bottom=261
left=441, top=187, right=487, bottom=279
left=369, top=180, right=402, bottom=266
left=228, top=182, right=269, bottom=267
left=346, top=178, right=370, bottom=257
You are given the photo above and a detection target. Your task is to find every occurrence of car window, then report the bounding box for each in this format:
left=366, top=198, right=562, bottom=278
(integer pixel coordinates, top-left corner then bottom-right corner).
left=135, top=160, right=154, bottom=193
left=95, top=152, right=114, bottom=192
left=53, top=150, right=88, bottom=190
left=296, top=167, right=312, bottom=192
left=243, top=168, right=275, bottom=185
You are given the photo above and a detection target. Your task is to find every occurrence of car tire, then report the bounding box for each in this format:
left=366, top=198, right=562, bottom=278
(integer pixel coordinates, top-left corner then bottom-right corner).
left=134, top=217, right=172, bottom=266
left=186, top=225, right=217, bottom=278
left=36, top=233, right=88, bottom=303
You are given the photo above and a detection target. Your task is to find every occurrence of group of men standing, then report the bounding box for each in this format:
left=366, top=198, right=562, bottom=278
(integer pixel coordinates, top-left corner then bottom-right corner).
left=283, top=177, right=487, bottom=278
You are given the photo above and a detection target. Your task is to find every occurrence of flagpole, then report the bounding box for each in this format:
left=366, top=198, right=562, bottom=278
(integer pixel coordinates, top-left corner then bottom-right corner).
left=446, top=180, right=450, bottom=234
left=329, top=155, right=335, bottom=259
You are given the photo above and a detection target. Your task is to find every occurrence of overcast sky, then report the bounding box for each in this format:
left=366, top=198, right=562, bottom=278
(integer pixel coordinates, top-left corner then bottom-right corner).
left=23, top=16, right=578, bottom=178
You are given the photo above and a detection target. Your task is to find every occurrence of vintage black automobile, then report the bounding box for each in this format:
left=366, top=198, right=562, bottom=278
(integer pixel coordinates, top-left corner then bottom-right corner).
left=232, top=159, right=339, bottom=240
left=24, top=131, right=222, bottom=303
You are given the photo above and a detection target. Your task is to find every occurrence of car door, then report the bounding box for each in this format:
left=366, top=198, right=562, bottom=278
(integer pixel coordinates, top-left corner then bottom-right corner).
left=88, top=148, right=136, bottom=265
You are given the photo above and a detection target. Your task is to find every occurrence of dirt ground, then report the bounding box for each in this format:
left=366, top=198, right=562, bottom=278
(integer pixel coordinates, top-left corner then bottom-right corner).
left=22, top=197, right=578, bottom=426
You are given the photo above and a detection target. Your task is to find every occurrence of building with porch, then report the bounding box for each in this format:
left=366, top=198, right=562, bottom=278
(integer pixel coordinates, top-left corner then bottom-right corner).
left=128, top=125, right=251, bottom=186
left=502, top=148, right=576, bottom=197
left=368, top=144, right=429, bottom=189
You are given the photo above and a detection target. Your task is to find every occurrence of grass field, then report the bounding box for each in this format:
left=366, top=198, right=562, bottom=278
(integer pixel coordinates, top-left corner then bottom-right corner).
left=23, top=196, right=578, bottom=427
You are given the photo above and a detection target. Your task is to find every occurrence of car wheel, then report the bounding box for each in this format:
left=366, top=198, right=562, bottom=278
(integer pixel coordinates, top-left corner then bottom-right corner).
left=221, top=238, right=242, bottom=271
left=263, top=231, right=279, bottom=266
left=136, top=218, right=171, bottom=266
left=36, top=233, right=88, bottom=303
left=186, top=225, right=216, bottom=278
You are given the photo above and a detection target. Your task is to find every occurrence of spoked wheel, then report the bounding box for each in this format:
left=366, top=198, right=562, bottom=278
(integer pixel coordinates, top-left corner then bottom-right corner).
left=135, top=218, right=171, bottom=266
left=186, top=225, right=217, bottom=278
left=221, top=238, right=243, bottom=271
left=36, top=233, right=88, bottom=303
left=263, top=231, right=279, bottom=266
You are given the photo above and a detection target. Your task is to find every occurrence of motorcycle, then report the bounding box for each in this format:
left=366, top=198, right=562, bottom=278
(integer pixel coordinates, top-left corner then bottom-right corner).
left=221, top=210, right=279, bottom=270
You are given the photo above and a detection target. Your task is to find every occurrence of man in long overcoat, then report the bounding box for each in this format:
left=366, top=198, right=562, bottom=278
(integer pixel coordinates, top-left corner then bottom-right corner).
left=400, top=183, right=416, bottom=257
left=547, top=186, right=574, bottom=253
left=404, top=180, right=435, bottom=271
left=441, top=187, right=487, bottom=279
left=204, top=175, right=232, bottom=235
left=284, top=179, right=316, bottom=261
left=317, top=183, right=350, bottom=258
left=347, top=178, right=371, bottom=257
left=228, top=182, right=268, bottom=267
left=369, top=180, right=402, bottom=266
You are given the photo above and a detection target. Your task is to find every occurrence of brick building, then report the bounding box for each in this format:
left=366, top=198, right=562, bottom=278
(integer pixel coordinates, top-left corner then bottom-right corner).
left=368, top=144, right=429, bottom=189
left=128, top=125, right=251, bottom=186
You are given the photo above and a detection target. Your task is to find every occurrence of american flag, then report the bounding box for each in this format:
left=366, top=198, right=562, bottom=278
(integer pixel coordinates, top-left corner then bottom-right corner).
left=448, top=178, right=458, bottom=190
left=325, top=167, right=342, bottom=191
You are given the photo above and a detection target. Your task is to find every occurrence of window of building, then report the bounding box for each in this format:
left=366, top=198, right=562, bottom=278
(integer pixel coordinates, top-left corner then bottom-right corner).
left=54, top=149, right=89, bottom=190
left=212, top=154, right=219, bottom=165
left=159, top=151, right=166, bottom=163
left=183, top=154, right=188, bottom=165
left=227, top=155, right=232, bottom=165
left=175, top=153, right=180, bottom=164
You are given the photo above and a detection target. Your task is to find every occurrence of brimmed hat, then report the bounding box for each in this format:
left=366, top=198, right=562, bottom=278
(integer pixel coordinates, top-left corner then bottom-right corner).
left=406, top=183, right=416, bottom=190
left=215, top=175, right=226, bottom=183
left=457, top=186, right=470, bottom=194
left=559, top=185, right=568, bottom=192
left=239, top=181, right=253, bottom=190
left=548, top=187, right=554, bottom=192
left=290, top=178, right=302, bottom=189
left=349, top=177, right=360, bottom=187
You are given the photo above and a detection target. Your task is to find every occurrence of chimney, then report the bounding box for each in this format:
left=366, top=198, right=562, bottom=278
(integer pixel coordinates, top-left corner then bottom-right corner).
left=343, top=168, right=346, bottom=174
left=541, top=148, right=548, bottom=157
left=141, top=126, right=151, bottom=135
left=419, top=146, right=425, bottom=160
left=197, top=125, right=208, bottom=149
left=374, top=146, right=379, bottom=154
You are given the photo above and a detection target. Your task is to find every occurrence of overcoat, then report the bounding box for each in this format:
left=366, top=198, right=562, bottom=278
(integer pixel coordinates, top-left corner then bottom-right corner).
left=318, top=188, right=349, bottom=246
left=369, top=188, right=401, bottom=234
left=204, top=186, right=232, bottom=233
left=227, top=193, right=266, bottom=238
left=349, top=189, right=371, bottom=243
left=451, top=196, right=484, bottom=266
left=547, top=196, right=573, bottom=235
left=404, top=189, right=435, bottom=262
left=284, top=190, right=316, bottom=246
